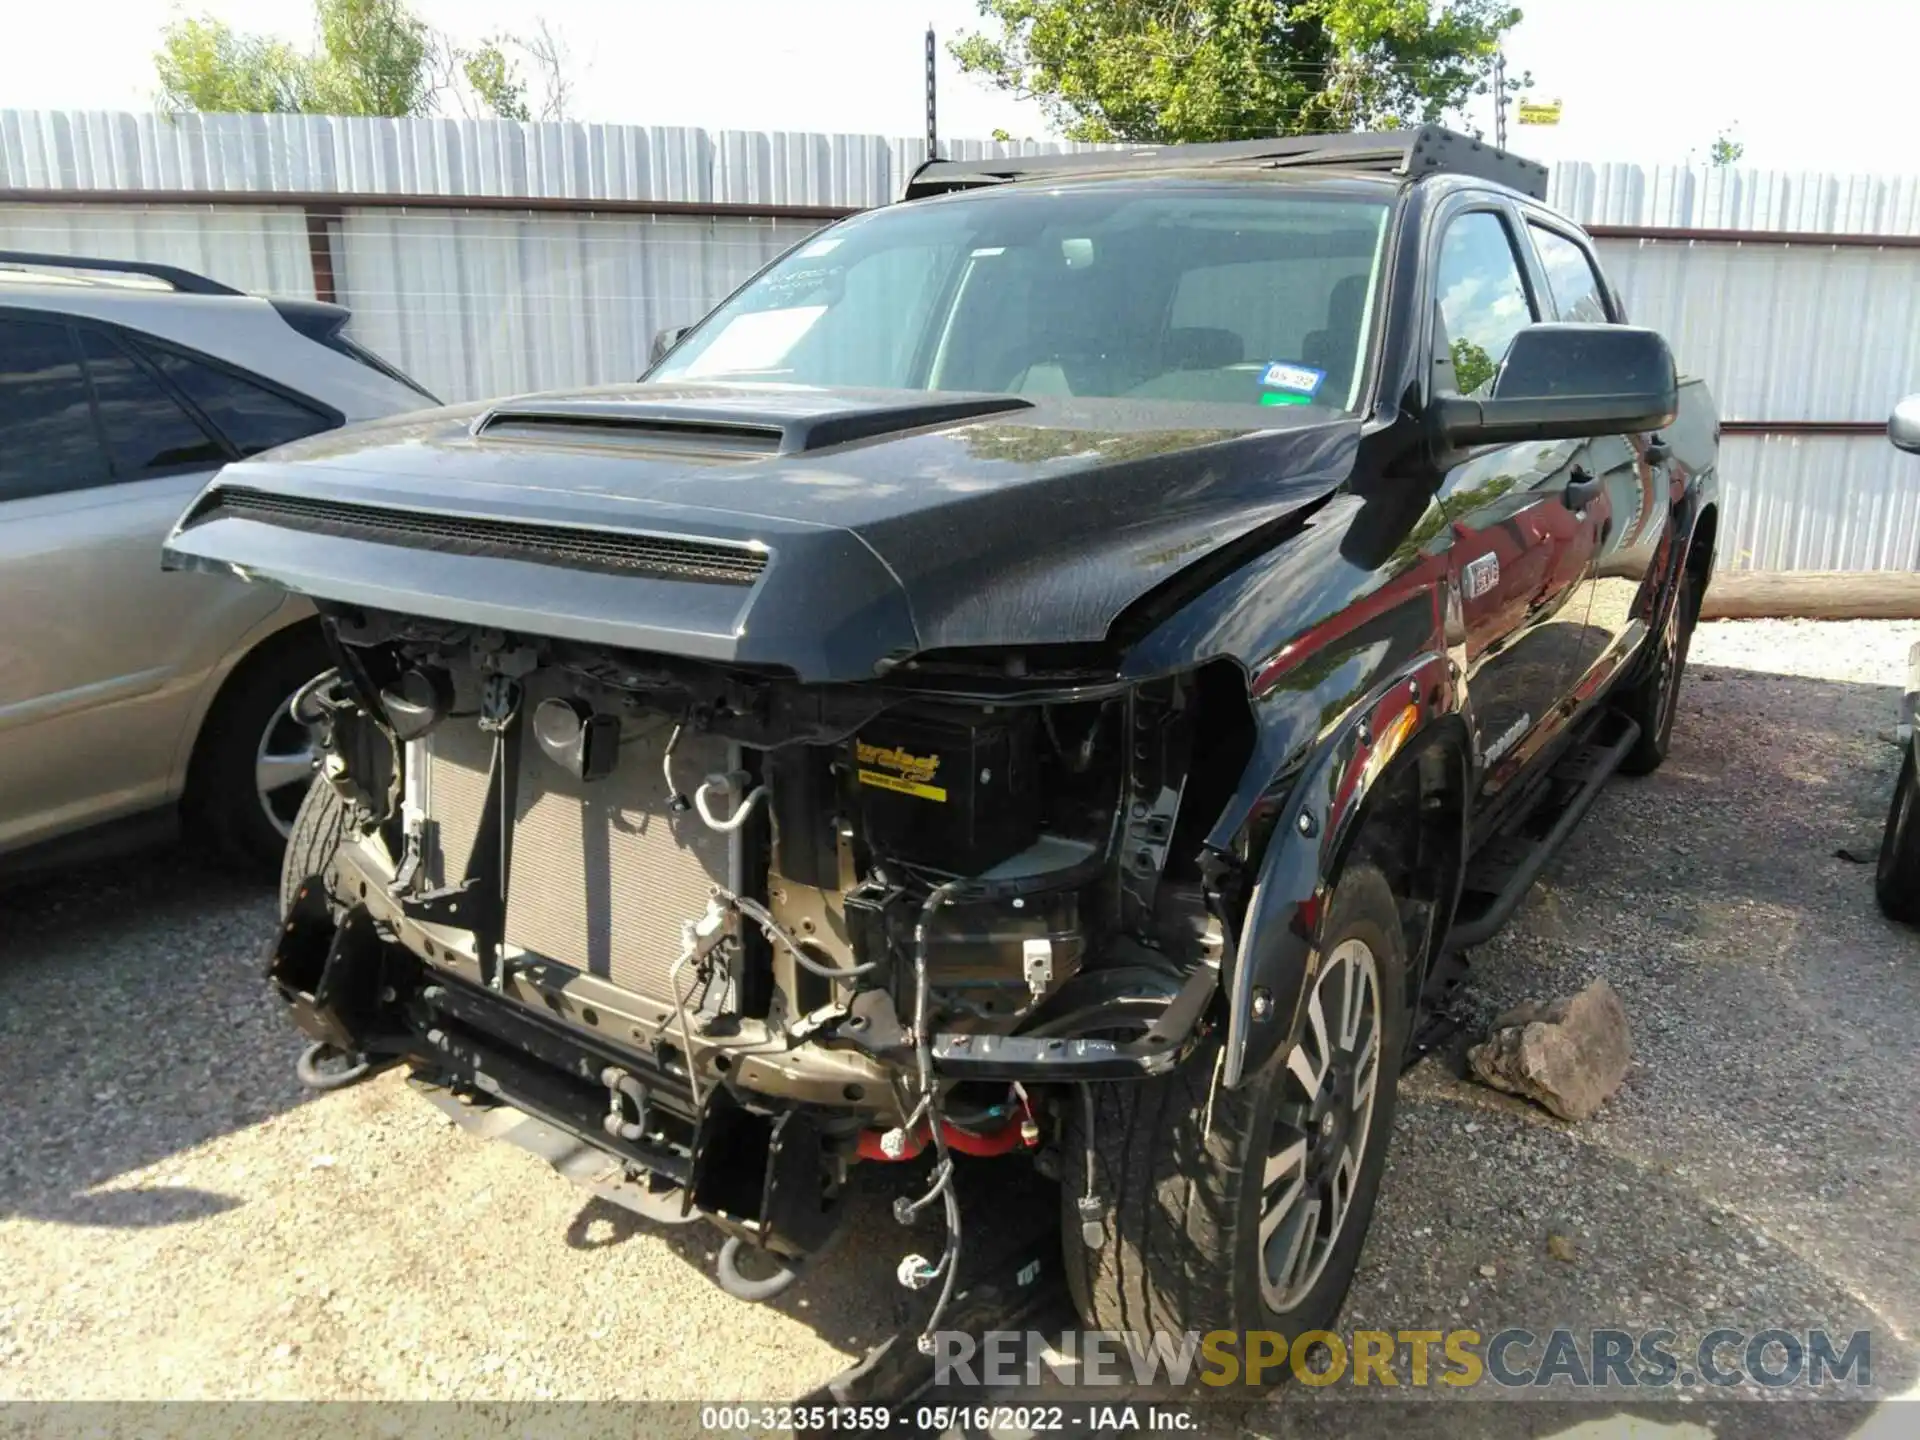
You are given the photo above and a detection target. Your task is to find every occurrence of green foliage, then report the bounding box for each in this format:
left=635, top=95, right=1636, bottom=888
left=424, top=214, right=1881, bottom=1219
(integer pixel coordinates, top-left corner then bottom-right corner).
left=154, top=17, right=316, bottom=114
left=952, top=0, right=1526, bottom=144
left=1709, top=128, right=1743, bottom=167
left=308, top=0, right=431, bottom=117
left=1449, top=336, right=1495, bottom=395
left=463, top=39, right=531, bottom=122
left=155, top=1, right=561, bottom=120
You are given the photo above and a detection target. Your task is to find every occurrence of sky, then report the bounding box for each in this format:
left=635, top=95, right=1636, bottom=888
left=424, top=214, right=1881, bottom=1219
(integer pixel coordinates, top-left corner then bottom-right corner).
left=2, top=0, right=1918, bottom=174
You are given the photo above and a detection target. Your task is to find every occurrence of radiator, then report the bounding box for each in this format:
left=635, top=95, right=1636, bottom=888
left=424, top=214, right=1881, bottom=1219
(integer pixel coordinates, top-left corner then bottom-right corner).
left=420, top=714, right=737, bottom=1003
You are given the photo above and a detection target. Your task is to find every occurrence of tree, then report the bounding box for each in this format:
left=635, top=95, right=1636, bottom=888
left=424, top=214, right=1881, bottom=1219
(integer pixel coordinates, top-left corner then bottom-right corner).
left=1709, top=126, right=1744, bottom=167
left=459, top=39, right=531, bottom=122
left=951, top=0, right=1527, bottom=144
left=154, top=17, right=316, bottom=114
left=155, top=0, right=571, bottom=120
left=1449, top=336, right=1496, bottom=396
left=309, top=0, right=431, bottom=118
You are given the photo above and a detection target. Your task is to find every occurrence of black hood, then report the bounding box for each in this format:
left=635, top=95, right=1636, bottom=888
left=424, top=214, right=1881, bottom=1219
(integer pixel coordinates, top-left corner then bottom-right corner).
left=163, top=382, right=1359, bottom=682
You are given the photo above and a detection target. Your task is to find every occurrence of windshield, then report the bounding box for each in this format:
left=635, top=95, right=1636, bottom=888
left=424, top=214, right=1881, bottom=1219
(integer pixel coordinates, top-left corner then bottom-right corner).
left=652, top=182, right=1392, bottom=414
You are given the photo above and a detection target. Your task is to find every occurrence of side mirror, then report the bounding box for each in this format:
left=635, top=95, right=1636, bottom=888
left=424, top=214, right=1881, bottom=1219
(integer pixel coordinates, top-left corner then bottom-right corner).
left=1891, top=394, right=1920, bottom=455
left=649, top=325, right=691, bottom=368
left=1432, top=323, right=1679, bottom=447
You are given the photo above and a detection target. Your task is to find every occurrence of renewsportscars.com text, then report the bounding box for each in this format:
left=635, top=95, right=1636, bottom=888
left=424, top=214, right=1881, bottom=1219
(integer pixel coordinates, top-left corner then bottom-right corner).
left=932, top=1328, right=1873, bottom=1391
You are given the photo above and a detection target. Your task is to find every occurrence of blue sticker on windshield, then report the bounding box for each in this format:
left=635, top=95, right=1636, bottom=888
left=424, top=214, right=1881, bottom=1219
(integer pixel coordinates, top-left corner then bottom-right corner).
left=1260, top=361, right=1326, bottom=395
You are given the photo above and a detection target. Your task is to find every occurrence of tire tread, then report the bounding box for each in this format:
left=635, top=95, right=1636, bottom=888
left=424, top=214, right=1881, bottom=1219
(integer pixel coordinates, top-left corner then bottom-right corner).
left=1876, top=747, right=1920, bottom=924
left=1063, top=862, right=1406, bottom=1351
left=279, top=779, right=349, bottom=919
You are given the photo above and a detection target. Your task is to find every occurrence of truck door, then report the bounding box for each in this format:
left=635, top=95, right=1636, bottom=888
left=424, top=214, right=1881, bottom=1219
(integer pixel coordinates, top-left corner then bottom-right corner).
left=1426, top=205, right=1601, bottom=804
left=1519, top=219, right=1674, bottom=704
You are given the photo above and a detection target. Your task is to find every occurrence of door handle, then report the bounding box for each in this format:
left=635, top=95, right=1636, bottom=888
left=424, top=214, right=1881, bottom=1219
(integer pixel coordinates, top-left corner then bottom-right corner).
left=1563, top=467, right=1602, bottom=511
left=1645, top=434, right=1671, bottom=466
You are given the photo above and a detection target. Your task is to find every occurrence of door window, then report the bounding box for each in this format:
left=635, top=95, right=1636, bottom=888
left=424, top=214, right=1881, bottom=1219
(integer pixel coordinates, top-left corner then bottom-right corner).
left=135, top=342, right=331, bottom=456
left=1434, top=210, right=1537, bottom=398
left=1527, top=225, right=1612, bottom=323
left=0, top=318, right=107, bottom=502
left=77, top=328, right=227, bottom=476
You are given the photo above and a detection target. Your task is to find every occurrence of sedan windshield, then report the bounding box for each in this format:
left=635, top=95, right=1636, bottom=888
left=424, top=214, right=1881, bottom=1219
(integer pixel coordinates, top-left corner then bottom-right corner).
left=653, top=182, right=1392, bottom=414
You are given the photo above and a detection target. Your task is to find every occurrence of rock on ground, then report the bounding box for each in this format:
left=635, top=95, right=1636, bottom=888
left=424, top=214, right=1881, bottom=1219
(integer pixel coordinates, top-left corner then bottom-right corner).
left=1466, top=977, right=1631, bottom=1121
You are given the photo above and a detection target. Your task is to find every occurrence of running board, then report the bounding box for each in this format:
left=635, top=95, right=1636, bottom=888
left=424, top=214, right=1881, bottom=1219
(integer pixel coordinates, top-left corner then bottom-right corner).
left=1446, top=714, right=1641, bottom=951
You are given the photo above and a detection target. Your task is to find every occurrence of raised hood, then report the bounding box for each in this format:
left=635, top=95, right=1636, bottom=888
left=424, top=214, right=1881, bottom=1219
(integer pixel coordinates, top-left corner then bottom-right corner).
left=163, top=382, right=1359, bottom=682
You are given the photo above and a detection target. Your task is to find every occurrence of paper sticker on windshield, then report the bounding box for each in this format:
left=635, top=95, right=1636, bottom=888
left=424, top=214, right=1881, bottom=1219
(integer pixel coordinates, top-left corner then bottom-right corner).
left=1260, top=361, right=1325, bottom=395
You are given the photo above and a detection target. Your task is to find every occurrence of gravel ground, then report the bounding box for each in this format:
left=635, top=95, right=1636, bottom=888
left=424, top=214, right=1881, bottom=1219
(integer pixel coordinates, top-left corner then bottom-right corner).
left=2, top=618, right=1917, bottom=1432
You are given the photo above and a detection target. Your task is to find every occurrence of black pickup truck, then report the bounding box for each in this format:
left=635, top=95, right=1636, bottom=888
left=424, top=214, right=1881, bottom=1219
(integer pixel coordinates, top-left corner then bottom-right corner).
left=164, top=127, right=1719, bottom=1355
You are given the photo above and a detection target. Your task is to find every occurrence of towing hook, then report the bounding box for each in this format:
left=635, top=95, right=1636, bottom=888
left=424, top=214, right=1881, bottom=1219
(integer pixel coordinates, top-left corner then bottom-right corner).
left=712, top=1213, right=851, bottom=1305
left=714, top=1236, right=804, bottom=1303
left=295, top=1040, right=372, bottom=1093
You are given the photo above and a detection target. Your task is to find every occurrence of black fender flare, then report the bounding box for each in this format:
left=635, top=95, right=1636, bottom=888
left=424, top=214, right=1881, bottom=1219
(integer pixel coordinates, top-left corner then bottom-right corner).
left=1621, top=468, right=1717, bottom=694
left=1219, top=649, right=1462, bottom=1089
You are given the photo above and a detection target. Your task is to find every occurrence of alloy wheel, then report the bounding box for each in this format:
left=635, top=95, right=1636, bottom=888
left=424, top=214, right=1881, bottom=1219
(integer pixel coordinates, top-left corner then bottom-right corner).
left=1650, top=593, right=1684, bottom=741
left=255, top=686, right=323, bottom=839
left=1257, top=937, right=1383, bottom=1312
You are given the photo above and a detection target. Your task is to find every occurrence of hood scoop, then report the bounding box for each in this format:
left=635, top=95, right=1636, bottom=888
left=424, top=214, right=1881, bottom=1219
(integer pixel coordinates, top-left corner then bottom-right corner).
left=473, top=390, right=1034, bottom=457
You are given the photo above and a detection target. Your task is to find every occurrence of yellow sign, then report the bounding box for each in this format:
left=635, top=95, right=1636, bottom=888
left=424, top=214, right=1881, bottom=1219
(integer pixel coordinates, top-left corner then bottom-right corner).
left=1517, top=97, right=1563, bottom=126
left=855, top=739, right=947, bottom=802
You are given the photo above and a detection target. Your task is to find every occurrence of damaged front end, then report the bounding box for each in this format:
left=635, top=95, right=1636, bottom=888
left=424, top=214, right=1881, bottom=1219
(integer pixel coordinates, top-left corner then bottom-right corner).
left=271, top=607, right=1244, bottom=1315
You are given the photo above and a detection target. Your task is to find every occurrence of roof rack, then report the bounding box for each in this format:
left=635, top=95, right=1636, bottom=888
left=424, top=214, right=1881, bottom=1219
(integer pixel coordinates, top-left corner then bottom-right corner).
left=903, top=126, right=1548, bottom=203
left=0, top=250, right=243, bottom=296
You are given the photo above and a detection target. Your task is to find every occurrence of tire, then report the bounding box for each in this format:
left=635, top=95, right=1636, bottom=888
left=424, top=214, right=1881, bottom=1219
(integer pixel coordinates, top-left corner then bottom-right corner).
left=279, top=782, right=376, bottom=1091
left=1616, top=567, right=1696, bottom=776
left=1061, top=862, right=1408, bottom=1366
left=279, top=776, right=351, bottom=920
left=188, top=628, right=332, bottom=876
left=1877, top=745, right=1920, bottom=925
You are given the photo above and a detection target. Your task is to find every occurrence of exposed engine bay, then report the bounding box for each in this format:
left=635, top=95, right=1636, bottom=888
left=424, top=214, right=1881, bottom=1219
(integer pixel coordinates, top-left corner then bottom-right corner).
left=275, top=607, right=1243, bottom=1331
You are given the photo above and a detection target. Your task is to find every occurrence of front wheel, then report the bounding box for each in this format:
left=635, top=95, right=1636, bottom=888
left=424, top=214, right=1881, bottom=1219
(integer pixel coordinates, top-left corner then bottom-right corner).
left=1877, top=745, right=1920, bottom=925
left=279, top=776, right=351, bottom=919
left=1061, top=862, right=1408, bottom=1364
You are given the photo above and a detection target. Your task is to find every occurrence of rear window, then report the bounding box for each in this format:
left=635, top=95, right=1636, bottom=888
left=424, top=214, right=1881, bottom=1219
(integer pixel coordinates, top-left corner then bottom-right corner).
left=137, top=342, right=331, bottom=456
left=1527, top=224, right=1613, bottom=323
left=77, top=328, right=227, bottom=476
left=0, top=317, right=105, bottom=500
left=333, top=325, right=438, bottom=403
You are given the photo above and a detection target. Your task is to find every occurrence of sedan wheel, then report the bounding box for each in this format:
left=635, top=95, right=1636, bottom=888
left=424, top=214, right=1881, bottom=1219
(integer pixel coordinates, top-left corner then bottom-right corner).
left=255, top=689, right=324, bottom=839
left=188, top=629, right=334, bottom=874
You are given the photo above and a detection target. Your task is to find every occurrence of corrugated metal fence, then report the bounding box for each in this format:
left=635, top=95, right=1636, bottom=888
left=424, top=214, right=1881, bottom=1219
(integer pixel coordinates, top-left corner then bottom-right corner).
left=5, top=110, right=1919, bottom=572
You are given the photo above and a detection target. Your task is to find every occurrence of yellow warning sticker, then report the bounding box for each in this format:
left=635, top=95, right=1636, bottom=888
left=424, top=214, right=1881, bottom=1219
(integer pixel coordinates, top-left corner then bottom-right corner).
left=856, top=740, right=940, bottom=780
left=857, top=769, right=948, bottom=802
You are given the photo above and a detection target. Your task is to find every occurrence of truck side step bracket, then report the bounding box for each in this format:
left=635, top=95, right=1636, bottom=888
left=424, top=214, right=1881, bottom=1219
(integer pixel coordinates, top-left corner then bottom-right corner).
left=1448, top=714, right=1642, bottom=951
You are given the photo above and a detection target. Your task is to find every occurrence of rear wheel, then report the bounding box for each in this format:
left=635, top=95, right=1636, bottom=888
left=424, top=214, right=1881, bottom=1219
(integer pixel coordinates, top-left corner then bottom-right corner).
left=1616, top=568, right=1696, bottom=776
left=189, top=628, right=331, bottom=875
left=1061, top=862, right=1407, bottom=1367
left=1877, top=745, right=1920, bottom=925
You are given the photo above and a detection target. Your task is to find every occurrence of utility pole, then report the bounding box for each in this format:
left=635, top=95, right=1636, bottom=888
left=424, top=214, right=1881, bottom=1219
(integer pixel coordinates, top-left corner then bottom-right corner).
left=925, top=26, right=939, bottom=159
left=1493, top=48, right=1507, bottom=150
